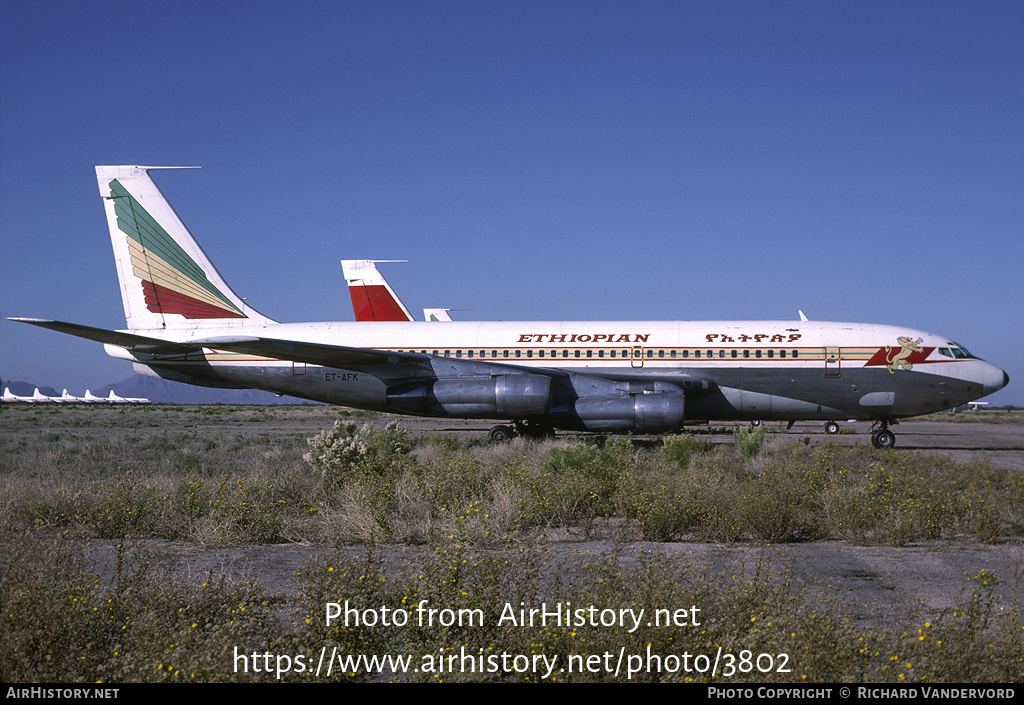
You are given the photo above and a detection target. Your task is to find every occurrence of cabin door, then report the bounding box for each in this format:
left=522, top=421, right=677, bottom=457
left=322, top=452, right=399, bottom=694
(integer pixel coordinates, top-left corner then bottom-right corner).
left=825, top=347, right=841, bottom=378
left=631, top=346, right=644, bottom=368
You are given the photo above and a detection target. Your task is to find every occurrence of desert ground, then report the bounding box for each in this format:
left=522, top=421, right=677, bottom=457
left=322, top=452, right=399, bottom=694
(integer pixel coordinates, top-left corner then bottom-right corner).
left=2, top=404, right=1021, bottom=682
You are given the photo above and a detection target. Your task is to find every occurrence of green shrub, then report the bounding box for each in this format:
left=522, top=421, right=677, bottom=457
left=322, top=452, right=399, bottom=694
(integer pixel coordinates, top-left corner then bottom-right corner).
left=304, top=420, right=412, bottom=486
left=662, top=433, right=714, bottom=467
left=733, top=425, right=767, bottom=458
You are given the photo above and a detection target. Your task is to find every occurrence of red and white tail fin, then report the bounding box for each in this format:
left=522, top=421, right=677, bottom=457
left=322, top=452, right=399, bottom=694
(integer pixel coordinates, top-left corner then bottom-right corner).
left=341, top=259, right=415, bottom=322
left=95, top=166, right=276, bottom=331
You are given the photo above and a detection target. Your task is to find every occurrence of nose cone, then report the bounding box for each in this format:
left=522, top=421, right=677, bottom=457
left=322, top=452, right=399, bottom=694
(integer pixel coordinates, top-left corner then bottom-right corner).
left=982, top=363, right=1010, bottom=397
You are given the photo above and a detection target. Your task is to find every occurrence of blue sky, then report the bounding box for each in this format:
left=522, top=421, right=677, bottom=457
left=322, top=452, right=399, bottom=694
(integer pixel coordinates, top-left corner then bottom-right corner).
left=1, top=1, right=1020, bottom=404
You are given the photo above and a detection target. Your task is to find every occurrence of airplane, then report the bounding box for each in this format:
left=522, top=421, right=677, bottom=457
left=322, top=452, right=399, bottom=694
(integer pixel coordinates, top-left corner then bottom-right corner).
left=3, top=387, right=36, bottom=403
left=10, top=165, right=1009, bottom=448
left=105, top=390, right=150, bottom=404
left=61, top=389, right=87, bottom=403
left=113, top=390, right=151, bottom=404
left=341, top=259, right=455, bottom=322
left=84, top=389, right=107, bottom=403
left=32, top=388, right=61, bottom=403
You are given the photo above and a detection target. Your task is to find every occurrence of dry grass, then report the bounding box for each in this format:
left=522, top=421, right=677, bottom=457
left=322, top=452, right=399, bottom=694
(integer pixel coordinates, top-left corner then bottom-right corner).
left=2, top=405, right=1023, bottom=682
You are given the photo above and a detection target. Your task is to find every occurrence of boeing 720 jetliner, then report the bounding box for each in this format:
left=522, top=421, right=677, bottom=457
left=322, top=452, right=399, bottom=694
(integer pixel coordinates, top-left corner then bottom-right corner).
left=11, top=166, right=1009, bottom=447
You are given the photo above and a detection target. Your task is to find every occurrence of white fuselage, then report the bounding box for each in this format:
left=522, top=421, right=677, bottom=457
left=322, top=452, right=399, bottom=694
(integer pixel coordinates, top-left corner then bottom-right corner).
left=107, top=318, right=1006, bottom=424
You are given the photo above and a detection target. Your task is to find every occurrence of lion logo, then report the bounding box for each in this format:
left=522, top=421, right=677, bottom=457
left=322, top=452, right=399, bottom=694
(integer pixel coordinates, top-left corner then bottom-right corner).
left=885, top=336, right=923, bottom=374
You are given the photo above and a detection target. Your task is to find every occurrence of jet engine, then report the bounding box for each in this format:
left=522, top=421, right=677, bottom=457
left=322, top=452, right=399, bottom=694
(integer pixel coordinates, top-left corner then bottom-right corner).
left=571, top=392, right=686, bottom=432
left=386, top=374, right=552, bottom=418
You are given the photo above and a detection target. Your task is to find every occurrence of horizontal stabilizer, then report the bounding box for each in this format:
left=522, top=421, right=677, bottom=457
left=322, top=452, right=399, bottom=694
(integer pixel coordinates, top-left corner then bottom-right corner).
left=9, top=318, right=201, bottom=354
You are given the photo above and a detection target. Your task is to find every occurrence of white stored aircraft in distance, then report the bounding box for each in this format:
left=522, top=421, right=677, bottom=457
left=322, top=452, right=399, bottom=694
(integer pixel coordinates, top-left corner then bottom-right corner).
left=32, top=388, right=62, bottom=403
left=341, top=259, right=454, bottom=322
left=3, top=388, right=36, bottom=403
left=107, top=390, right=151, bottom=404
left=11, top=166, right=1009, bottom=447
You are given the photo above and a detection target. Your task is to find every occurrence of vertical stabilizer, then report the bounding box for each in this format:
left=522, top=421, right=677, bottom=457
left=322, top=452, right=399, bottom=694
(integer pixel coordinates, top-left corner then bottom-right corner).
left=424, top=308, right=453, bottom=321
left=341, top=259, right=415, bottom=321
left=96, top=166, right=276, bottom=330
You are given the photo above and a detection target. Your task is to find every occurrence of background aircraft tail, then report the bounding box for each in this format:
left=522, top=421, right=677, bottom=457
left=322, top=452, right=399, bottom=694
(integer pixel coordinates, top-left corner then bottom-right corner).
left=95, top=166, right=276, bottom=330
left=341, top=259, right=416, bottom=322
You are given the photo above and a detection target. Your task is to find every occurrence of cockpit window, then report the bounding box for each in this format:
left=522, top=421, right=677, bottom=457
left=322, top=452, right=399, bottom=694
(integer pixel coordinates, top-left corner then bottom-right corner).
left=947, top=342, right=976, bottom=359
left=939, top=348, right=953, bottom=358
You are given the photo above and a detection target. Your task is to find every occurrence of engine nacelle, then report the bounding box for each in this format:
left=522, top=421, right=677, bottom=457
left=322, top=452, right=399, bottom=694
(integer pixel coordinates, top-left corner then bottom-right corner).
left=572, top=393, right=685, bottom=432
left=386, top=374, right=551, bottom=418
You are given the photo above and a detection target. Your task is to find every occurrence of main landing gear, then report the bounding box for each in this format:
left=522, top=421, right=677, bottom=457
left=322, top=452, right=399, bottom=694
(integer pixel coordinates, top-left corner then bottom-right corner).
left=488, top=425, right=514, bottom=442
left=488, top=421, right=555, bottom=442
left=870, top=420, right=897, bottom=449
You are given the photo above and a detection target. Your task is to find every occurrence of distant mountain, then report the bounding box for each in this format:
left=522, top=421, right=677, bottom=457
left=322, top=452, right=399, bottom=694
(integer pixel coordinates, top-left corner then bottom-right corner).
left=4, top=376, right=317, bottom=405
left=2, top=381, right=61, bottom=397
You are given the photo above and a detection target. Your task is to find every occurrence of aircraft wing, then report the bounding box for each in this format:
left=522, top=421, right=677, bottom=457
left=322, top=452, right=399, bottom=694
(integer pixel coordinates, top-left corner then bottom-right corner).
left=188, top=335, right=432, bottom=370
left=189, top=335, right=573, bottom=378
left=9, top=318, right=567, bottom=377
left=9, top=318, right=202, bottom=354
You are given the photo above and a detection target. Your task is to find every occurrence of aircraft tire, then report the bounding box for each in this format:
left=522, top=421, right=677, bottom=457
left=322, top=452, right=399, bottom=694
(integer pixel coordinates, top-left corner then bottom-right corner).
left=871, top=429, right=896, bottom=449
left=825, top=421, right=840, bottom=435
left=488, top=425, right=514, bottom=443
